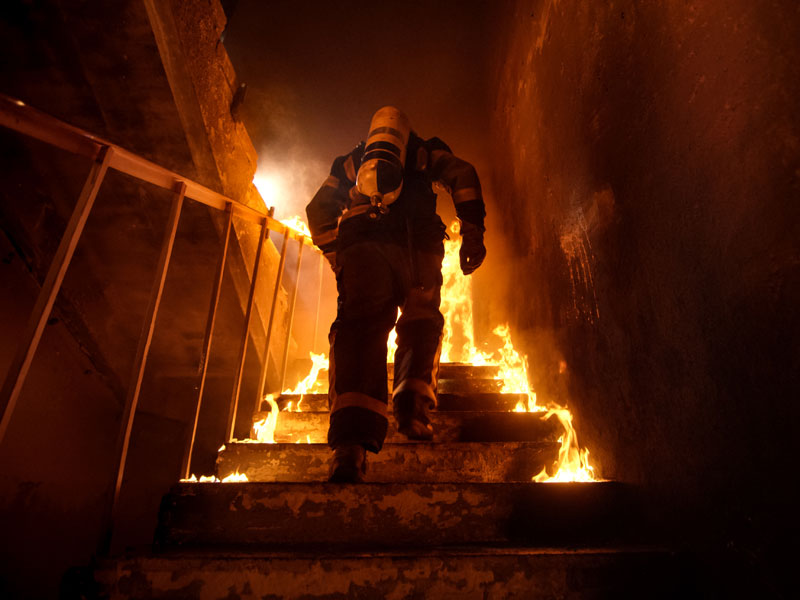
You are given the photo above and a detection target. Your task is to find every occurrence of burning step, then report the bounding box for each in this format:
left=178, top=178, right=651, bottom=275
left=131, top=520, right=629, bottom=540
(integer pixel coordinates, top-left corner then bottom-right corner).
left=217, top=441, right=560, bottom=483
left=156, top=481, right=631, bottom=549
left=393, top=362, right=500, bottom=380
left=272, top=392, right=531, bottom=412
left=255, top=410, right=561, bottom=444
left=435, top=377, right=503, bottom=393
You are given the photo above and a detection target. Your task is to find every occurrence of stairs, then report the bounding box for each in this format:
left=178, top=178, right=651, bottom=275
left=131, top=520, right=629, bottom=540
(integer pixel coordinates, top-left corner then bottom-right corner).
left=93, top=363, right=688, bottom=598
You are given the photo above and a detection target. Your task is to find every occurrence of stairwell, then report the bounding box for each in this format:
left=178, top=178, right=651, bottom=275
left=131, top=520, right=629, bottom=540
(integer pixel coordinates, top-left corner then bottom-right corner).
left=93, top=362, right=689, bottom=599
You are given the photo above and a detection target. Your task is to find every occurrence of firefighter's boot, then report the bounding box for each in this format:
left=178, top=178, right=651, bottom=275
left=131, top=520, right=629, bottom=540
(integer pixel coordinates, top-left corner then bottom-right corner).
left=393, top=390, right=434, bottom=441
left=328, top=444, right=367, bottom=483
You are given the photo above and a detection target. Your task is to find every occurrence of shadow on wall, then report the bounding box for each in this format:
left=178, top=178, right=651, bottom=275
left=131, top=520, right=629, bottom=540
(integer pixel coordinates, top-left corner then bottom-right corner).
left=486, top=0, right=799, bottom=594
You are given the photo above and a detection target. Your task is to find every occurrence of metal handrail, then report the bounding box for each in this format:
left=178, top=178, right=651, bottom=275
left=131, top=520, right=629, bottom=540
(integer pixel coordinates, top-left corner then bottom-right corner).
left=0, top=94, right=315, bottom=244
left=0, top=94, right=322, bottom=554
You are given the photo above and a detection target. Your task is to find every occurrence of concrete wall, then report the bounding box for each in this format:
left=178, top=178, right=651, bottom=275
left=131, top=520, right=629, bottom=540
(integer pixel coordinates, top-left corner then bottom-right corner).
left=0, top=1, right=284, bottom=596
left=487, top=0, right=798, bottom=590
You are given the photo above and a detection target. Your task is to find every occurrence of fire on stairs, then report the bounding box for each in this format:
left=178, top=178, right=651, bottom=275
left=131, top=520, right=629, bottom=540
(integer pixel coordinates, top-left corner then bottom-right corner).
left=92, top=224, right=691, bottom=598
left=94, top=356, right=688, bottom=598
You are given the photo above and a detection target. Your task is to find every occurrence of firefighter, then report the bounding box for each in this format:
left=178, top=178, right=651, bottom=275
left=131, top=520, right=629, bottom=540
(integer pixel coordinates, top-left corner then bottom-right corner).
left=306, top=106, right=486, bottom=482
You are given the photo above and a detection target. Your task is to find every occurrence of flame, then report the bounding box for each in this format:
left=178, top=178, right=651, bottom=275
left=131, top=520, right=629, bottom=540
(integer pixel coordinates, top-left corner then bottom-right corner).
left=248, top=216, right=596, bottom=482
left=221, top=470, right=249, bottom=483
left=180, top=471, right=249, bottom=483
left=252, top=167, right=311, bottom=236
left=252, top=394, right=279, bottom=443
left=532, top=408, right=595, bottom=482
left=440, top=221, right=493, bottom=365
left=180, top=474, right=217, bottom=483
left=282, top=352, right=329, bottom=411
left=436, top=220, right=596, bottom=482
left=387, top=309, right=400, bottom=362
left=492, top=324, right=543, bottom=413
left=280, top=215, right=311, bottom=237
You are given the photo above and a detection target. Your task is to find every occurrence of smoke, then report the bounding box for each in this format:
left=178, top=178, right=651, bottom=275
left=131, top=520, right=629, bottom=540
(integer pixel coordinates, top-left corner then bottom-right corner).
left=247, top=85, right=329, bottom=221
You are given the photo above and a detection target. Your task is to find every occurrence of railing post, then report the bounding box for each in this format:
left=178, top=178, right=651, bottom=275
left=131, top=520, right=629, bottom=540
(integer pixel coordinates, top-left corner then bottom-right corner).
left=225, top=218, right=268, bottom=442
left=279, top=236, right=305, bottom=392
left=312, top=252, right=325, bottom=354
left=0, top=146, right=112, bottom=445
left=181, top=204, right=233, bottom=480
left=101, top=180, right=185, bottom=554
left=255, top=226, right=290, bottom=411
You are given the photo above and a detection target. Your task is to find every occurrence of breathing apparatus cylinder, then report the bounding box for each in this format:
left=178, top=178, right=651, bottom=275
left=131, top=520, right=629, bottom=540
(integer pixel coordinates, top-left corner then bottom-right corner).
left=356, top=106, right=411, bottom=220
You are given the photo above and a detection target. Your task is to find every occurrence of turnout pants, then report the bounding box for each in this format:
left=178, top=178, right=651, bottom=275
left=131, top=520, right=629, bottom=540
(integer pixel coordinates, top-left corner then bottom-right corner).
left=328, top=240, right=444, bottom=452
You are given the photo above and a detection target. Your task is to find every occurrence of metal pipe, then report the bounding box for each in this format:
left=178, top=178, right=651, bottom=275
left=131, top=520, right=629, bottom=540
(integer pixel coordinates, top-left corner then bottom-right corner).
left=0, top=146, right=113, bottom=445
left=312, top=252, right=325, bottom=354
left=101, top=181, right=186, bottom=554
left=255, top=226, right=290, bottom=410
left=181, top=205, right=233, bottom=480
left=279, top=237, right=305, bottom=391
left=0, top=93, right=316, bottom=246
left=225, top=218, right=268, bottom=442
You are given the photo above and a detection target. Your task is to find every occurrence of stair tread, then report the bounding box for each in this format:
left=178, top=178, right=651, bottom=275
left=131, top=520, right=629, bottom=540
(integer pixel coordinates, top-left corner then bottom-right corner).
left=392, top=362, right=500, bottom=378
left=274, top=392, right=530, bottom=412
left=96, top=544, right=688, bottom=600
left=157, top=481, right=631, bottom=548
left=259, top=407, right=557, bottom=443
left=106, top=544, right=670, bottom=560
left=218, top=441, right=560, bottom=483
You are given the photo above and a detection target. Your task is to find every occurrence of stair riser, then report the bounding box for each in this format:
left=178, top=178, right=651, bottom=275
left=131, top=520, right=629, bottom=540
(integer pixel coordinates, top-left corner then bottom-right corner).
left=437, top=378, right=503, bottom=393
left=287, top=377, right=503, bottom=394
left=96, top=551, right=686, bottom=600
left=395, top=363, right=500, bottom=379
left=157, top=482, right=629, bottom=548
left=252, top=411, right=560, bottom=444
left=217, top=442, right=559, bottom=483
left=275, top=392, right=529, bottom=412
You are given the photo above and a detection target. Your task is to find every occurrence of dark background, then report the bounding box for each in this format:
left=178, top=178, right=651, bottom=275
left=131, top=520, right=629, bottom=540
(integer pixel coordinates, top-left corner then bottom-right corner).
left=0, top=0, right=797, bottom=597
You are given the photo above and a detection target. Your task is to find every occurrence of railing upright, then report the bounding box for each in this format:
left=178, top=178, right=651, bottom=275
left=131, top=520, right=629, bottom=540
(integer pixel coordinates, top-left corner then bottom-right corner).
left=181, top=204, right=234, bottom=480
left=255, top=226, right=290, bottom=410
left=0, top=145, right=113, bottom=445
left=102, top=180, right=186, bottom=554
left=312, top=253, right=325, bottom=354
left=225, top=218, right=268, bottom=441
left=0, top=94, right=324, bottom=555
left=279, top=236, right=305, bottom=391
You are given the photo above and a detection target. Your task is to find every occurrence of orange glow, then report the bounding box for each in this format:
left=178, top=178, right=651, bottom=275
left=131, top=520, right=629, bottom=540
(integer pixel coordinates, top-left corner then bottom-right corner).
left=252, top=394, right=279, bottom=443
left=387, top=309, right=400, bottom=362
left=438, top=221, right=597, bottom=483
left=263, top=218, right=597, bottom=482
left=440, top=221, right=493, bottom=365
left=279, top=215, right=311, bottom=237
left=180, top=471, right=249, bottom=483
left=282, top=351, right=329, bottom=411
left=221, top=470, right=249, bottom=483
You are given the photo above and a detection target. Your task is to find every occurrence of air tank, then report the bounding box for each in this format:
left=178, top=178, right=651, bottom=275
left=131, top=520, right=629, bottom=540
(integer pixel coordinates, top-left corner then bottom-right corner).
left=356, top=106, right=411, bottom=214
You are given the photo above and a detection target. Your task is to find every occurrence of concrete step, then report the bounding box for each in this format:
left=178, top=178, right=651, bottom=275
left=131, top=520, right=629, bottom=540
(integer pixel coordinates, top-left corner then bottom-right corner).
left=281, top=378, right=505, bottom=396
left=393, top=362, right=500, bottom=380
left=274, top=392, right=530, bottom=412
left=156, top=482, right=631, bottom=549
left=217, top=441, right=559, bottom=483
left=289, top=382, right=504, bottom=398
left=94, top=546, right=691, bottom=599
left=256, top=410, right=561, bottom=444
left=292, top=362, right=500, bottom=382
left=437, top=377, right=503, bottom=393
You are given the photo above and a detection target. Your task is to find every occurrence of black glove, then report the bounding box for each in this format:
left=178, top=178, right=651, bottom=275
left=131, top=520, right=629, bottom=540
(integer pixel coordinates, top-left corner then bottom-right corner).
left=459, top=221, right=486, bottom=275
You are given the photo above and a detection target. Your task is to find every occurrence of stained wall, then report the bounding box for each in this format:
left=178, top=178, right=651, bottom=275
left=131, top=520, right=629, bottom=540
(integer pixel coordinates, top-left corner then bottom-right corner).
left=486, top=0, right=799, bottom=589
